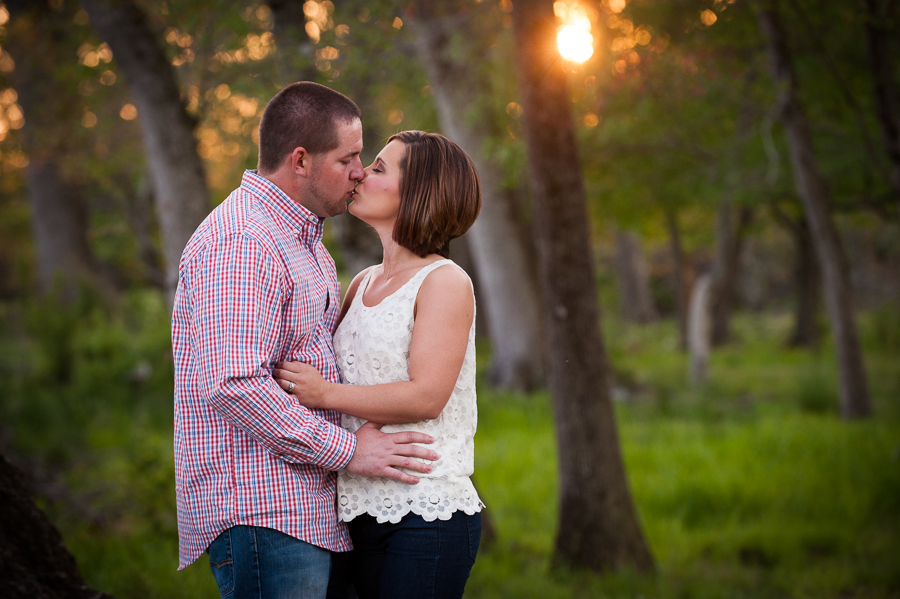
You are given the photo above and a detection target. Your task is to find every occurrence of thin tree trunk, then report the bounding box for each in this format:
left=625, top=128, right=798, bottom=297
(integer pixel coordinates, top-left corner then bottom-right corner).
left=0, top=453, right=117, bottom=599
left=511, top=0, right=654, bottom=572
left=82, top=0, right=210, bottom=300
left=6, top=1, right=105, bottom=302
left=409, top=4, right=545, bottom=390
left=664, top=207, right=689, bottom=351
left=614, top=230, right=658, bottom=324
left=688, top=273, right=713, bottom=385
left=791, top=217, right=821, bottom=347
left=770, top=201, right=821, bottom=347
left=757, top=0, right=872, bottom=419
left=863, top=0, right=900, bottom=222
left=710, top=200, right=753, bottom=346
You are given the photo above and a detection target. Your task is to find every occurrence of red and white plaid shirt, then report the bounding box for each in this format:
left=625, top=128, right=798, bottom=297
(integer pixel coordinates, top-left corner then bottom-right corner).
left=173, top=170, right=356, bottom=569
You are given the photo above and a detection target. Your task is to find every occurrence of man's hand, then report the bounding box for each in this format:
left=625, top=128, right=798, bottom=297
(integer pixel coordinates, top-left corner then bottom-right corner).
left=346, top=422, right=439, bottom=485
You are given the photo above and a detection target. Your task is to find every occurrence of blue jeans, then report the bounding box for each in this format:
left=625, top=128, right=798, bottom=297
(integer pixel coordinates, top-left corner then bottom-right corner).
left=208, top=525, right=331, bottom=599
left=344, top=511, right=481, bottom=599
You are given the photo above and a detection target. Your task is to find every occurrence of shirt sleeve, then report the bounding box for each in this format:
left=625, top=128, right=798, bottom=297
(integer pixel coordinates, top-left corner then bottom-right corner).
left=189, top=232, right=356, bottom=471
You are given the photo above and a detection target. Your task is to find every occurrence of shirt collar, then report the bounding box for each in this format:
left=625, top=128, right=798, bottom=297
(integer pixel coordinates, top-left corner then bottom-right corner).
left=240, top=170, right=325, bottom=243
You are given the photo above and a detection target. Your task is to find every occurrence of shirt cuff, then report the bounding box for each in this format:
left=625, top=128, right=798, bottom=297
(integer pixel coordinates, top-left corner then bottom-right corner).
left=310, top=417, right=357, bottom=471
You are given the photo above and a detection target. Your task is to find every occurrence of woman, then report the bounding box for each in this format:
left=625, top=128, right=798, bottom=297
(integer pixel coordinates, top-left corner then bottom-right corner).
left=273, top=130, right=484, bottom=599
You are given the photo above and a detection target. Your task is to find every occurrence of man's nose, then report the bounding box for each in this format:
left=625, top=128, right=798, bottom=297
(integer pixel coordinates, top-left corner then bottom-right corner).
left=351, top=158, right=366, bottom=182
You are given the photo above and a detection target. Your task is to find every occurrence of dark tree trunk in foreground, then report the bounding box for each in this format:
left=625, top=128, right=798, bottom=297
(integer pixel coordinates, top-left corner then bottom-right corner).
left=664, top=207, right=689, bottom=351
left=6, top=1, right=102, bottom=301
left=511, top=0, right=654, bottom=572
left=410, top=2, right=545, bottom=391
left=710, top=199, right=753, bottom=346
left=614, top=230, right=658, bottom=324
left=758, top=1, right=872, bottom=418
left=0, top=454, right=116, bottom=599
left=82, top=0, right=210, bottom=299
left=863, top=0, right=900, bottom=220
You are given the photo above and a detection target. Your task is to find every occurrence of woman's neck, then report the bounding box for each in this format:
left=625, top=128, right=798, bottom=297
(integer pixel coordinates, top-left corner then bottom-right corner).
left=379, top=239, right=421, bottom=280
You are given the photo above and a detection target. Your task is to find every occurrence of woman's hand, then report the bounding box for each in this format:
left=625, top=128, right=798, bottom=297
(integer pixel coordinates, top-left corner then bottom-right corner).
left=273, top=361, right=330, bottom=409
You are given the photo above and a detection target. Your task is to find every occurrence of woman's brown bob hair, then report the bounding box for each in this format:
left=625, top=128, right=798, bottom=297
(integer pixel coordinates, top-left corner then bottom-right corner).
left=388, top=131, right=482, bottom=258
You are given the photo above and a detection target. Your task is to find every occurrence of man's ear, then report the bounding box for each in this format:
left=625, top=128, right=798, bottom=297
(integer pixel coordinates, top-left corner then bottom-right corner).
left=291, top=147, right=311, bottom=177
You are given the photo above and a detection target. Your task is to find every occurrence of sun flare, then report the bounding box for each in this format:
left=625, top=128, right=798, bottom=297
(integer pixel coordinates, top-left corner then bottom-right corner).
left=556, top=7, right=594, bottom=63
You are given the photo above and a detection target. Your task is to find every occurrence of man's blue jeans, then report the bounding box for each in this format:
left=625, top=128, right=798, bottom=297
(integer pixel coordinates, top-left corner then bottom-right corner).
left=208, top=525, right=331, bottom=599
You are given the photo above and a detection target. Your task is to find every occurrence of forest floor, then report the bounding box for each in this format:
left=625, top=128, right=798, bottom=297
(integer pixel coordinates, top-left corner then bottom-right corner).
left=0, top=291, right=898, bottom=598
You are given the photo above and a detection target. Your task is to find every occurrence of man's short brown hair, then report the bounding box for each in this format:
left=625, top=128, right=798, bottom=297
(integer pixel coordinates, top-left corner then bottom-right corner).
left=388, top=131, right=481, bottom=258
left=257, top=82, right=361, bottom=173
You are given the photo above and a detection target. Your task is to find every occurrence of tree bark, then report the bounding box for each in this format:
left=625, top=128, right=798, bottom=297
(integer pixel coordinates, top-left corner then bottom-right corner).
left=664, top=207, right=689, bottom=351
left=614, top=230, right=658, bottom=324
left=0, top=454, right=116, bottom=599
left=82, top=0, right=210, bottom=300
left=710, top=199, right=753, bottom=346
left=757, top=0, right=872, bottom=419
left=5, top=1, right=102, bottom=301
left=511, top=0, right=654, bottom=572
left=409, top=3, right=545, bottom=390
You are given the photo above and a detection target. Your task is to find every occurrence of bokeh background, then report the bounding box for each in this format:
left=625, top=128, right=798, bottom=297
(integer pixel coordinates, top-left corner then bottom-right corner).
left=0, top=0, right=898, bottom=597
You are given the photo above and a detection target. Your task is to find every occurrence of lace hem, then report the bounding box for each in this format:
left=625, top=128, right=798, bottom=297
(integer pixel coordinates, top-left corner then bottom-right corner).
left=337, top=477, right=485, bottom=524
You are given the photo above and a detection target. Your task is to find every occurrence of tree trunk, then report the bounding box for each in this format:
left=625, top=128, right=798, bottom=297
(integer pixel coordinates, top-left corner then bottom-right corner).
left=710, top=199, right=753, bottom=346
left=790, top=217, right=821, bottom=347
left=614, top=230, right=658, bottom=324
left=770, top=201, right=822, bottom=348
left=688, top=273, right=713, bottom=385
left=757, top=0, right=872, bottom=419
left=863, top=0, right=900, bottom=220
left=0, top=453, right=116, bottom=599
left=5, top=1, right=102, bottom=302
left=511, top=0, right=654, bottom=572
left=409, top=4, right=545, bottom=391
left=82, top=0, right=210, bottom=300
left=664, top=207, right=689, bottom=351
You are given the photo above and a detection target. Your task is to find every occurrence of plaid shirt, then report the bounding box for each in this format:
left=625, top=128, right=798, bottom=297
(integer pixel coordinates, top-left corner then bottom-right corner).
left=173, top=170, right=356, bottom=569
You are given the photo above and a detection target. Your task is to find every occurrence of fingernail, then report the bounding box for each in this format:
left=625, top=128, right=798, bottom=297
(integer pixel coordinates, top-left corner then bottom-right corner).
left=426, top=465, right=433, bottom=472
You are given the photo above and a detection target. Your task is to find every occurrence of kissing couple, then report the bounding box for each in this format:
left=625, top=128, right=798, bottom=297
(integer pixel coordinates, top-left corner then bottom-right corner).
left=172, top=81, right=484, bottom=599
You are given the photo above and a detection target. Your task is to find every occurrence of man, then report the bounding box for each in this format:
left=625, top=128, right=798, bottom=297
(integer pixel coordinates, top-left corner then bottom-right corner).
left=172, top=82, right=437, bottom=598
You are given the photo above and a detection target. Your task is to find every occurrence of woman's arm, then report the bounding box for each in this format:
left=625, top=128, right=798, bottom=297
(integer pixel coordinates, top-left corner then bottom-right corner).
left=274, top=264, right=473, bottom=423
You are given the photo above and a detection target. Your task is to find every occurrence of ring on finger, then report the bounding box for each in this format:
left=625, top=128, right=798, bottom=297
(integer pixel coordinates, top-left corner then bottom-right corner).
left=288, top=381, right=295, bottom=392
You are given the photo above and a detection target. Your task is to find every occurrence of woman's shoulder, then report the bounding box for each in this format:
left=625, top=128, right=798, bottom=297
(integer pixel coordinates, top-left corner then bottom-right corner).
left=416, top=259, right=474, bottom=309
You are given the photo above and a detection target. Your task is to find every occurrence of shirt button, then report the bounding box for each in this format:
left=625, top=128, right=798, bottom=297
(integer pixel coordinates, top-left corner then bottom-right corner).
left=429, top=494, right=440, bottom=504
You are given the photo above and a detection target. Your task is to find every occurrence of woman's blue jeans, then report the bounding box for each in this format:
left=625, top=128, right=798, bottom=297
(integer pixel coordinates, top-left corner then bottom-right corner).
left=344, top=511, right=481, bottom=599
left=208, top=525, right=331, bottom=599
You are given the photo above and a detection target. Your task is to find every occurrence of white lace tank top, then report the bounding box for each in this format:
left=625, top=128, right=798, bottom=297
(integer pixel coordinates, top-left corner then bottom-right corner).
left=333, top=259, right=484, bottom=523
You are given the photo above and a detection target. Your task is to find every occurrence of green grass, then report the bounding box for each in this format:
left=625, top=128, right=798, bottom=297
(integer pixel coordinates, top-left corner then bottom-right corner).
left=1, top=293, right=898, bottom=598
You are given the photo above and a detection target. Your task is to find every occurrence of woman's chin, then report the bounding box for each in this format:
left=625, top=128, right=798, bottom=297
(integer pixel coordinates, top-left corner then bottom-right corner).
left=347, top=202, right=370, bottom=223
